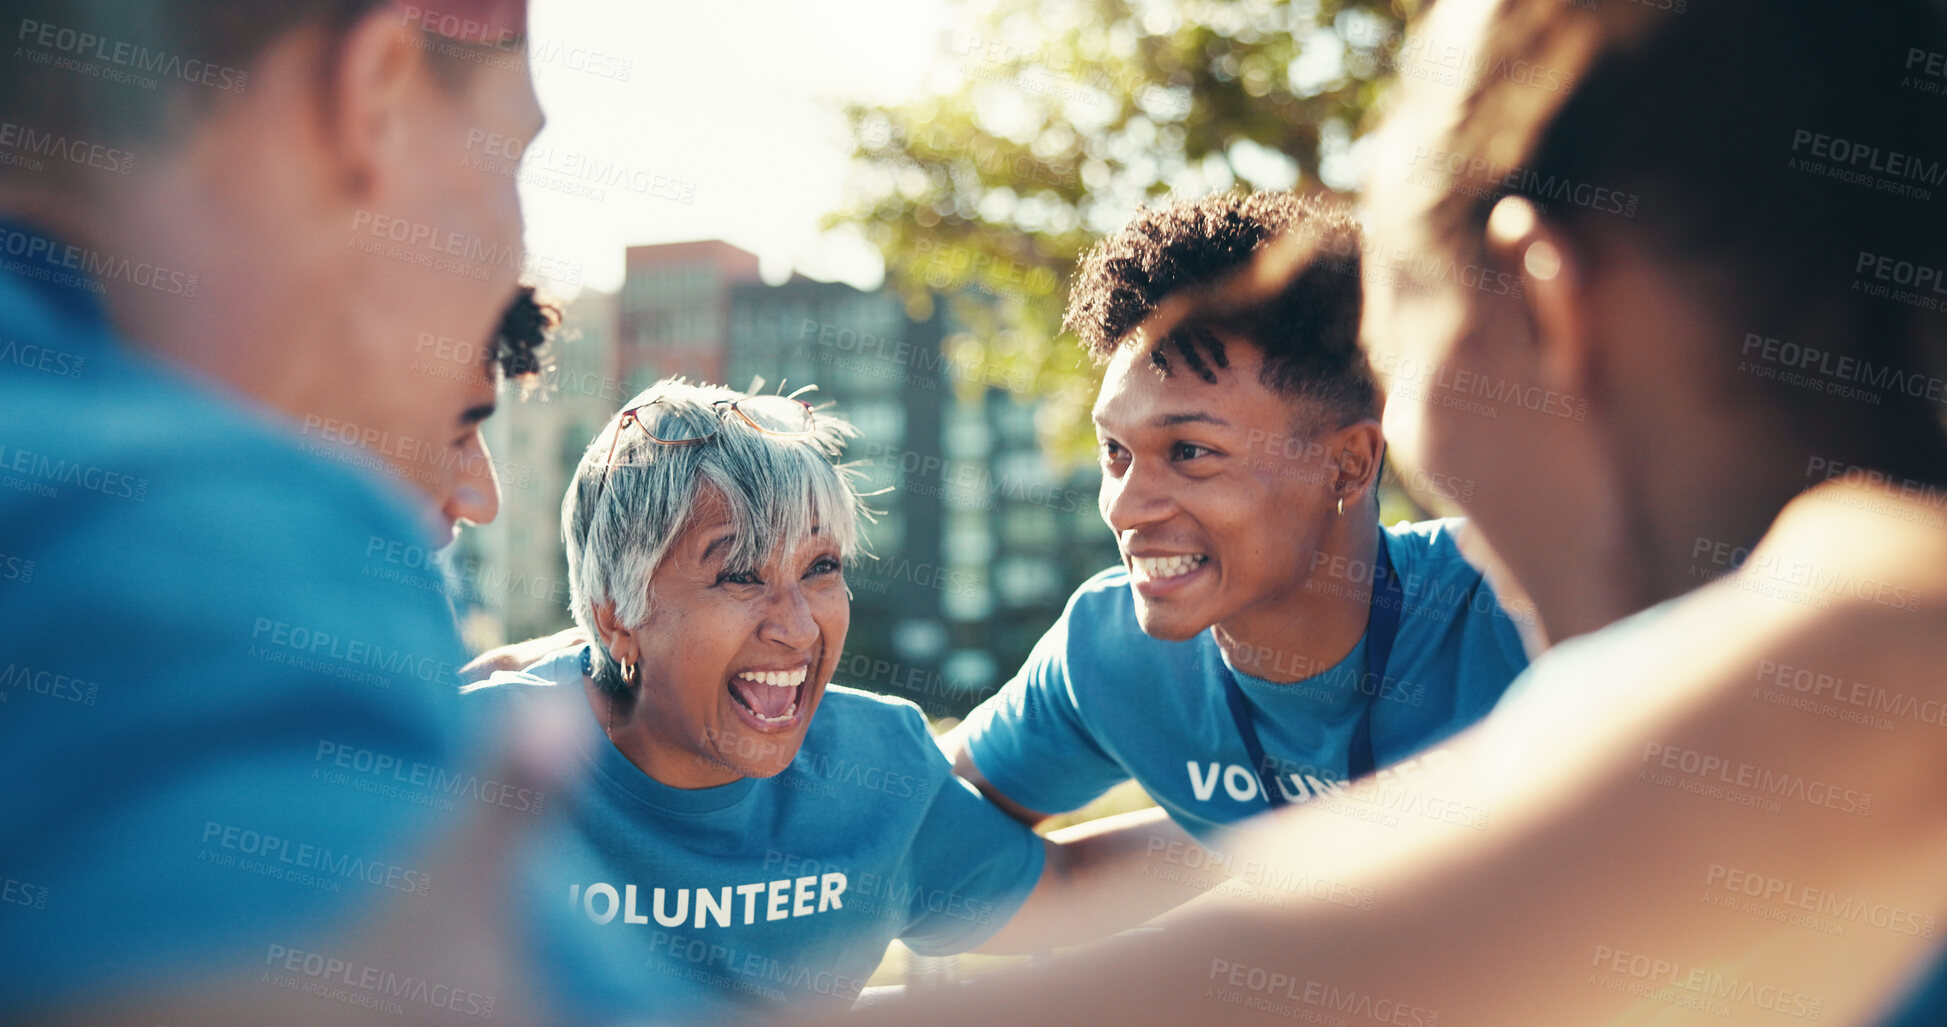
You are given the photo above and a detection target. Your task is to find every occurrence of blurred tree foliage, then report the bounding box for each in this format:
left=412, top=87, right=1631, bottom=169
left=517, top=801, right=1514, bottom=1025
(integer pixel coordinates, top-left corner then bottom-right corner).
left=829, top=0, right=1425, bottom=462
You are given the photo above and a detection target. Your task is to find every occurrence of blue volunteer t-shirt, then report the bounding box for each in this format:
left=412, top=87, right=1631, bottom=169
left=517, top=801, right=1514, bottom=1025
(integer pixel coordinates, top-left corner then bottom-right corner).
left=468, top=648, right=1046, bottom=1025
left=961, top=519, right=1530, bottom=839
left=0, top=223, right=482, bottom=1016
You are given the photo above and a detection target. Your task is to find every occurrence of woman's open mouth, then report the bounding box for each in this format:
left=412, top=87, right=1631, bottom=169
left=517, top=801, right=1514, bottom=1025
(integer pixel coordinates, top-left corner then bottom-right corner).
left=727, top=665, right=809, bottom=733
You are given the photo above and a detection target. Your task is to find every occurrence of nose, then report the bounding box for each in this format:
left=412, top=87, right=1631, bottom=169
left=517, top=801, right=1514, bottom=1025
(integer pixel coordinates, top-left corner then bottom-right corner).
left=758, top=580, right=820, bottom=652
left=445, top=432, right=502, bottom=530
left=1100, top=454, right=1173, bottom=538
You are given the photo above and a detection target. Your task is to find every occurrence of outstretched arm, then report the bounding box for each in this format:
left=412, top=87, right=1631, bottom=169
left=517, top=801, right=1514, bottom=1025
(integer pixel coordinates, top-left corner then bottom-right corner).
left=828, top=556, right=1947, bottom=1024
left=459, top=625, right=589, bottom=682
left=975, top=806, right=1232, bottom=954
left=937, top=719, right=1053, bottom=828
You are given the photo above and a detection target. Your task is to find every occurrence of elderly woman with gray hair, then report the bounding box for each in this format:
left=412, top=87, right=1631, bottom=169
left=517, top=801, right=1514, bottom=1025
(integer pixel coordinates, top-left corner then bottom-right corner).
left=466, top=379, right=1193, bottom=1024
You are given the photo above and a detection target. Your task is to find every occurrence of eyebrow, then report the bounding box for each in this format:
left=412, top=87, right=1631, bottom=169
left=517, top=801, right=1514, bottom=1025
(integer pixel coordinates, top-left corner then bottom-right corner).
left=1154, top=412, right=1232, bottom=429
left=460, top=403, right=497, bottom=428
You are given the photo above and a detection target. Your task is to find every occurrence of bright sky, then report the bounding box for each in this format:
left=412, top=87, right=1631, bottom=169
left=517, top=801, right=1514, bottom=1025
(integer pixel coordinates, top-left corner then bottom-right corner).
left=518, top=0, right=952, bottom=295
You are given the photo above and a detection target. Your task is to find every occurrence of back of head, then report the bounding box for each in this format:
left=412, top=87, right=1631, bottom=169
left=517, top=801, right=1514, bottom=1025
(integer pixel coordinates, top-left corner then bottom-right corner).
left=1066, top=191, right=1377, bottom=430
left=1407, top=0, right=1947, bottom=478
left=491, top=284, right=559, bottom=393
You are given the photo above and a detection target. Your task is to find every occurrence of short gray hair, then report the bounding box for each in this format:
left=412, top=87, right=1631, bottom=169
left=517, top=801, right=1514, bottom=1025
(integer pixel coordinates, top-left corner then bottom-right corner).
left=563, top=379, right=867, bottom=694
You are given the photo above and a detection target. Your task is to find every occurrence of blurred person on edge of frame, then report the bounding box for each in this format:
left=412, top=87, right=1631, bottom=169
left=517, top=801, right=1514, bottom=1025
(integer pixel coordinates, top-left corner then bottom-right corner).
left=0, top=0, right=571, bottom=1023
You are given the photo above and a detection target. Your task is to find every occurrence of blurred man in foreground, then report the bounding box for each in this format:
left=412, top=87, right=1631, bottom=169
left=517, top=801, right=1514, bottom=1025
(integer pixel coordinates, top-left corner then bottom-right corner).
left=826, top=0, right=1947, bottom=1022
left=0, top=0, right=558, bottom=1022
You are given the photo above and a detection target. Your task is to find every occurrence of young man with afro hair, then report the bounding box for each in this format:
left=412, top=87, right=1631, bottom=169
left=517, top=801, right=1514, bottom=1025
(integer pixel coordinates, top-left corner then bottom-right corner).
left=940, top=191, right=1531, bottom=845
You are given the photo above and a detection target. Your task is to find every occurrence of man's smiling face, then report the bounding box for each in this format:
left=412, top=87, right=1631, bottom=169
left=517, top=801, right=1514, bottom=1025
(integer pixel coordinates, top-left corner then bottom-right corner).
left=1092, top=337, right=1348, bottom=642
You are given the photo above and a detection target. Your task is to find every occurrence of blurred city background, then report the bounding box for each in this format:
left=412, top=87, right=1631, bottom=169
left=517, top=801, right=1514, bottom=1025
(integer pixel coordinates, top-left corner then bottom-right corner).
left=447, top=0, right=1431, bottom=722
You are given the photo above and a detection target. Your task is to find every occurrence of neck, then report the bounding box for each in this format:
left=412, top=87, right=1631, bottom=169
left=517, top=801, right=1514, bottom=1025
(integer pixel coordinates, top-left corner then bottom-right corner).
left=1525, top=403, right=1934, bottom=646
left=1215, top=507, right=1380, bottom=683
left=581, top=676, right=741, bottom=790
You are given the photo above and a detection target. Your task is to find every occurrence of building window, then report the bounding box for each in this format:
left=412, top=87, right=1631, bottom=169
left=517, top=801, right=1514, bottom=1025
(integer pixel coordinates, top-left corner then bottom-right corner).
left=943, top=411, right=993, bottom=460
left=1000, top=506, right=1057, bottom=547
left=994, top=557, right=1062, bottom=606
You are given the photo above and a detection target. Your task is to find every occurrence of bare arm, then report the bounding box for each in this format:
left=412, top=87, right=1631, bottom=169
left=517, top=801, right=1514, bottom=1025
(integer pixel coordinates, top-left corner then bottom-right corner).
left=937, top=719, right=1052, bottom=828
left=458, top=625, right=589, bottom=682
left=975, top=807, right=1232, bottom=954
left=939, top=699, right=1230, bottom=952
left=829, top=504, right=1947, bottom=1025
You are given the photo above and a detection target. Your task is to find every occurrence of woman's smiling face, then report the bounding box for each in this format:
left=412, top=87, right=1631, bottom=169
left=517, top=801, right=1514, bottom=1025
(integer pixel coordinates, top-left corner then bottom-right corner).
left=616, top=486, right=849, bottom=788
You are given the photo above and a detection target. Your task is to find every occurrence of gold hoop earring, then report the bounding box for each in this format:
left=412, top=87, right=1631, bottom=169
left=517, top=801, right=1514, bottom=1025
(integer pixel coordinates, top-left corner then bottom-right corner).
left=1337, top=496, right=1345, bottom=516
left=608, top=660, right=636, bottom=738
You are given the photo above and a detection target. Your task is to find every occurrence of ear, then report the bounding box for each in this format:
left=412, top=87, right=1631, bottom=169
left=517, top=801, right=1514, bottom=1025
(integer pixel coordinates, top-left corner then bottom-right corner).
left=589, top=601, right=638, bottom=666
left=1329, top=418, right=1385, bottom=503
left=1483, top=196, right=1594, bottom=401
left=317, top=8, right=423, bottom=201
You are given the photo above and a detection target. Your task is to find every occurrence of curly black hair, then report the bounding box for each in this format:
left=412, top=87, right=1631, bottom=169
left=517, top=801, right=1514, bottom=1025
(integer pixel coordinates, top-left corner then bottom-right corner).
left=489, top=284, right=560, bottom=396
left=1063, top=191, right=1375, bottom=427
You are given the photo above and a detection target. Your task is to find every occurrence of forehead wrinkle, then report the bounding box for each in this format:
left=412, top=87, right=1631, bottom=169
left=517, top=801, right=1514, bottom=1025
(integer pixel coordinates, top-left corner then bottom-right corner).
left=698, top=533, right=736, bottom=565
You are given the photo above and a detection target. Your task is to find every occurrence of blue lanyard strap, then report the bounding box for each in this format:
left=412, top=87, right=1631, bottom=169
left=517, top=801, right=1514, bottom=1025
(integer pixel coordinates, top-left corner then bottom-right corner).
left=1223, top=533, right=1403, bottom=809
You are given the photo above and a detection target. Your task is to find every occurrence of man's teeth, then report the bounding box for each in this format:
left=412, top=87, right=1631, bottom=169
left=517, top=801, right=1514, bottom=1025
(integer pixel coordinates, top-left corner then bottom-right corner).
left=737, top=668, right=807, bottom=688
left=1132, top=554, right=1207, bottom=580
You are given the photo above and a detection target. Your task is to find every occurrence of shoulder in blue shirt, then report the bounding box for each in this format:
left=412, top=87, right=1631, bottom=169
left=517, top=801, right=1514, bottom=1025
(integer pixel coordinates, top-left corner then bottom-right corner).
left=0, top=264, right=480, bottom=1016
left=468, top=649, right=1045, bottom=1024
left=961, top=518, right=1531, bottom=839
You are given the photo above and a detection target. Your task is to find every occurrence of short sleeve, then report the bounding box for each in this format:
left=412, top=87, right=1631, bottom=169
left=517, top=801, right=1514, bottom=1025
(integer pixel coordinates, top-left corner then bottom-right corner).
left=894, top=707, right=1047, bottom=956
left=960, top=590, right=1132, bottom=815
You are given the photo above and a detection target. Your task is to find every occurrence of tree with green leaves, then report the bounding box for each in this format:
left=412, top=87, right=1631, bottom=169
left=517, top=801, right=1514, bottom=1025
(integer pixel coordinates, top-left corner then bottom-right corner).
left=828, top=0, right=1422, bottom=461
